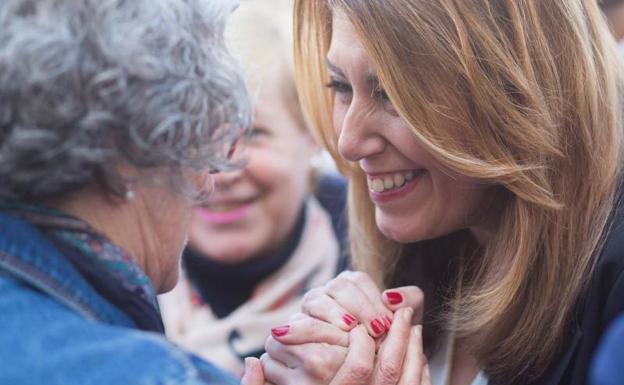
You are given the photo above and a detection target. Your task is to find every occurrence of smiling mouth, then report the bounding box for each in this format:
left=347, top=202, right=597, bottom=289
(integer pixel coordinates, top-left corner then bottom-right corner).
left=196, top=200, right=255, bottom=224
left=200, top=196, right=257, bottom=213
left=367, top=170, right=424, bottom=193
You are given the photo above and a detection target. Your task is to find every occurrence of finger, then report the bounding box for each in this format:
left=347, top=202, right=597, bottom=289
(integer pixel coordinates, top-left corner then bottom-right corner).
left=288, top=312, right=308, bottom=322
left=397, top=325, right=427, bottom=385
left=329, top=325, right=375, bottom=385
left=373, top=307, right=414, bottom=385
left=264, top=337, right=300, bottom=369
left=260, top=353, right=294, bottom=385
left=381, top=286, right=425, bottom=323
left=340, top=271, right=392, bottom=323
left=302, top=289, right=359, bottom=331
left=241, top=357, right=265, bottom=385
left=324, top=277, right=391, bottom=337
left=270, top=316, right=350, bottom=347
left=265, top=337, right=347, bottom=380
left=421, top=363, right=432, bottom=385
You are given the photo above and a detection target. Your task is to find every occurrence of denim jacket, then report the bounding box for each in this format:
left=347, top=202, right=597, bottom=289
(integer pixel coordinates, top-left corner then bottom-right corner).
left=0, top=212, right=238, bottom=385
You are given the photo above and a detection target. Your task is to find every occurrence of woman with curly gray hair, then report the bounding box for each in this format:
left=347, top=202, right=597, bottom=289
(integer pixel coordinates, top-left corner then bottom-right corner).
left=0, top=0, right=250, bottom=384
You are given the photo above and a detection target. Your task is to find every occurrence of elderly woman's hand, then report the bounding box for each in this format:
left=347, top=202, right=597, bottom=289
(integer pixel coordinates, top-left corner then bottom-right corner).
left=261, top=307, right=431, bottom=385
left=301, top=271, right=424, bottom=337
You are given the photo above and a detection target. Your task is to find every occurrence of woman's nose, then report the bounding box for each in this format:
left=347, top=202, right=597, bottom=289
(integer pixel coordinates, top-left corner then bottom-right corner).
left=337, top=100, right=386, bottom=162
left=212, top=168, right=243, bottom=190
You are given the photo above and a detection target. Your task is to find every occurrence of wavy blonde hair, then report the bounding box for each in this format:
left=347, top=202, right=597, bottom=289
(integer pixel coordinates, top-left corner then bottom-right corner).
left=294, top=0, right=624, bottom=382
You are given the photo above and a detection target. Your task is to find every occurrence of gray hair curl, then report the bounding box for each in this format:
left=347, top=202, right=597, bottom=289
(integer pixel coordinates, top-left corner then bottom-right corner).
left=0, top=0, right=251, bottom=200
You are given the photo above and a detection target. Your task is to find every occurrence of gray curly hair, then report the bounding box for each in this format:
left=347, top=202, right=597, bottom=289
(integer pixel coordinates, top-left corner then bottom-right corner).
left=0, top=0, right=251, bottom=201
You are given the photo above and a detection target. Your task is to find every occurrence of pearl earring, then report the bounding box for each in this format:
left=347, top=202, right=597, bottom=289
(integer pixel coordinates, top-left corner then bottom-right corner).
left=125, top=187, right=134, bottom=200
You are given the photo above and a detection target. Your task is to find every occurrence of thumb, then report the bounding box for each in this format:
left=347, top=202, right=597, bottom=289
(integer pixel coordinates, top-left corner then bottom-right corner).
left=240, top=357, right=265, bottom=385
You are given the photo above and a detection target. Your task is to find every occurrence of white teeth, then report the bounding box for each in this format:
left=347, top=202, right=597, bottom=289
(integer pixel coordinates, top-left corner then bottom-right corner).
left=393, top=173, right=405, bottom=187
left=383, top=176, right=394, bottom=189
left=369, top=170, right=419, bottom=193
left=371, top=179, right=385, bottom=192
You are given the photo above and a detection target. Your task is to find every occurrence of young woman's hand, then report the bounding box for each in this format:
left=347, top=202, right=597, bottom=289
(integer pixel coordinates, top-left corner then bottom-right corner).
left=259, top=307, right=431, bottom=385
left=300, top=270, right=424, bottom=337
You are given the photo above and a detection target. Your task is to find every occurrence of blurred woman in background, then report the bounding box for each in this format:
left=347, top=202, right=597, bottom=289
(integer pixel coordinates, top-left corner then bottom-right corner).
left=159, top=1, right=348, bottom=376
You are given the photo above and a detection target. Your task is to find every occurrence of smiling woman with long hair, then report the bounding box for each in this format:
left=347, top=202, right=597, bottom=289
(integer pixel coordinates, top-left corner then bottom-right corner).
left=240, top=1, right=624, bottom=385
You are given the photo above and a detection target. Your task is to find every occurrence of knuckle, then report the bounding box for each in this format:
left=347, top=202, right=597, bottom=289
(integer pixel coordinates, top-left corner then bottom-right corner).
left=289, top=312, right=306, bottom=322
left=325, top=278, right=346, bottom=294
left=301, top=299, right=319, bottom=316
left=412, top=287, right=425, bottom=303
left=298, top=316, right=317, bottom=330
left=302, top=288, right=322, bottom=303
left=348, top=271, right=370, bottom=285
left=344, top=359, right=373, bottom=383
left=301, top=350, right=331, bottom=375
left=336, top=270, right=354, bottom=279
left=376, top=360, right=402, bottom=383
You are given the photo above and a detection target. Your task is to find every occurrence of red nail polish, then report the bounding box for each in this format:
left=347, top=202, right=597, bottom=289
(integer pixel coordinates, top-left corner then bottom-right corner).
left=343, top=313, right=357, bottom=326
left=385, top=291, right=403, bottom=305
left=271, top=325, right=290, bottom=337
left=371, top=319, right=385, bottom=335
left=383, top=316, right=392, bottom=330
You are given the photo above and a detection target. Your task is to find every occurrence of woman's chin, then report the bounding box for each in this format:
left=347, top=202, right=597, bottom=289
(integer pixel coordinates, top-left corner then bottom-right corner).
left=191, top=241, right=262, bottom=265
left=377, top=217, right=427, bottom=244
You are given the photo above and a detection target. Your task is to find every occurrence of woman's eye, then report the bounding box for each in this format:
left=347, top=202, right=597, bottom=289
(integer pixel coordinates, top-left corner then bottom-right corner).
left=248, top=127, right=269, bottom=142
left=326, top=79, right=352, bottom=94
left=373, top=86, right=397, bottom=115
left=373, top=86, right=389, bottom=102
left=326, top=79, right=353, bottom=104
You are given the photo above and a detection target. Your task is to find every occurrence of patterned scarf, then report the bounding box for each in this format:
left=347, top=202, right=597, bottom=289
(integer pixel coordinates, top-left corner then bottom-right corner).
left=0, top=201, right=163, bottom=332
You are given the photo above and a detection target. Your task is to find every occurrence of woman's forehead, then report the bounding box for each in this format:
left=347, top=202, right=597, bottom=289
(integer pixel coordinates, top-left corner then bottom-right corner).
left=327, top=11, right=376, bottom=78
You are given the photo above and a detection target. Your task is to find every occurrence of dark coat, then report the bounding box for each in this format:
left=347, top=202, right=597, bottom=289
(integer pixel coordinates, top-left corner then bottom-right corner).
left=529, top=196, right=624, bottom=385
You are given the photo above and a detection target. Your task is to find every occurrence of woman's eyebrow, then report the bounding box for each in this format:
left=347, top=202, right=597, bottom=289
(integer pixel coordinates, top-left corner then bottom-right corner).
left=325, top=58, right=345, bottom=77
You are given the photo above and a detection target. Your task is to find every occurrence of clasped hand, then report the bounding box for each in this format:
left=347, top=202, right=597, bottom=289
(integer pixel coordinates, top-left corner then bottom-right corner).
left=241, top=271, right=431, bottom=385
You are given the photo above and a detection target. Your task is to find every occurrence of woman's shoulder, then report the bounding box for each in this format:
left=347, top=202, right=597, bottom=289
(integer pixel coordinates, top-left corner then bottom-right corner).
left=590, top=313, right=624, bottom=385
left=529, top=195, right=624, bottom=385
left=593, top=193, right=624, bottom=318
left=0, top=277, right=236, bottom=385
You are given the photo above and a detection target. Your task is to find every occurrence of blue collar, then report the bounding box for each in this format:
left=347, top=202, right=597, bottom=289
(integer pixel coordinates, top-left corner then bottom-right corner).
left=0, top=212, right=135, bottom=327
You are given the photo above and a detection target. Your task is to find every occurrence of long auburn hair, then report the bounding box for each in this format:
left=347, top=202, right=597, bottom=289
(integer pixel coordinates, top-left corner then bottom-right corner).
left=294, top=0, right=624, bottom=382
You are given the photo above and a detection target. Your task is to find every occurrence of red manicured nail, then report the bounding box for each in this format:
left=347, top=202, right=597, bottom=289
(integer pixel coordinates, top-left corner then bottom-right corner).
left=383, top=316, right=392, bottom=330
left=385, top=291, right=403, bottom=305
left=343, top=313, right=357, bottom=326
left=271, top=325, right=290, bottom=337
left=370, top=319, right=385, bottom=335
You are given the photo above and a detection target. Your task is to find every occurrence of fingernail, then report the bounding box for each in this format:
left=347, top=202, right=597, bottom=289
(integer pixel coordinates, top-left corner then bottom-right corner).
left=383, top=315, right=392, bottom=330
left=271, top=325, right=290, bottom=337
left=343, top=313, right=357, bottom=326
left=244, top=357, right=254, bottom=371
left=424, top=364, right=431, bottom=379
left=371, top=319, right=385, bottom=335
left=403, top=307, right=414, bottom=322
left=385, top=291, right=403, bottom=305
left=241, top=357, right=254, bottom=382
left=414, top=324, right=423, bottom=335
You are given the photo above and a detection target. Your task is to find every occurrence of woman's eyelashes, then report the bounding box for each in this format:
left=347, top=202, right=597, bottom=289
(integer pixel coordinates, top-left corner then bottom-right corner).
left=373, top=85, right=397, bottom=114
left=326, top=77, right=395, bottom=113
left=326, top=78, right=353, bottom=104
left=247, top=127, right=270, bottom=143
